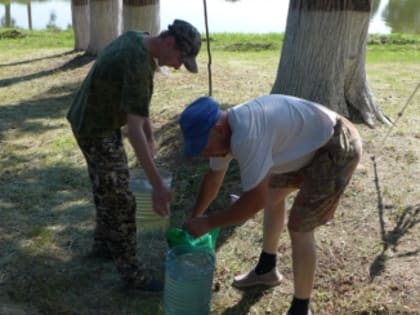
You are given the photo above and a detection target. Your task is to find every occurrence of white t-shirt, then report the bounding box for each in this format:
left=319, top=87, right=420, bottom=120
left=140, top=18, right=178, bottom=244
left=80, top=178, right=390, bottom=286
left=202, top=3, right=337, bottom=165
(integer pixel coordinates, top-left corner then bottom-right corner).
left=209, top=94, right=337, bottom=191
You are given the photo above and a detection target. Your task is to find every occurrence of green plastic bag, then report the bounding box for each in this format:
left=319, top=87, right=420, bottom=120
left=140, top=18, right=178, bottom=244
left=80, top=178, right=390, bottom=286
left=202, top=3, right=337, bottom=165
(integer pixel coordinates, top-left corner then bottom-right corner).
left=166, top=227, right=220, bottom=252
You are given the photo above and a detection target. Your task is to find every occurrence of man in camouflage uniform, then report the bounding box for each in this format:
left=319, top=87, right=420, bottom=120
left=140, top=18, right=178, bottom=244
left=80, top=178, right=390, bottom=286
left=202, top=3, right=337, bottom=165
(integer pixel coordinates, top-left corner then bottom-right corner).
left=179, top=95, right=362, bottom=315
left=67, top=19, right=201, bottom=292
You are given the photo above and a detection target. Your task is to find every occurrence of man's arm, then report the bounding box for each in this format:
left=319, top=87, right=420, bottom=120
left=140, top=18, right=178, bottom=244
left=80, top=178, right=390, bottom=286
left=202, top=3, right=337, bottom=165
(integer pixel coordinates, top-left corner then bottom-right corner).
left=191, top=168, right=227, bottom=217
left=126, top=114, right=171, bottom=215
left=184, top=176, right=269, bottom=237
left=142, top=117, right=155, bottom=156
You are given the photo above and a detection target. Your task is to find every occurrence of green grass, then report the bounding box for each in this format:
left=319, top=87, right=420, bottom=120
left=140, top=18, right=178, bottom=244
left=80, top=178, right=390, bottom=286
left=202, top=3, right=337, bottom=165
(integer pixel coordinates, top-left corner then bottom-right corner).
left=0, top=28, right=74, bottom=49
left=366, top=33, right=420, bottom=62
left=1, top=28, right=418, bottom=55
left=205, top=32, right=283, bottom=51
left=1, top=29, right=419, bottom=315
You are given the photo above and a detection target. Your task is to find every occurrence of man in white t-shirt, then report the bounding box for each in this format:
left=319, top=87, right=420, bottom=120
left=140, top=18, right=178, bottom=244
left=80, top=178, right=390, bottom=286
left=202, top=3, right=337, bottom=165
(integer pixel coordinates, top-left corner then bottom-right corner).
left=179, top=94, right=362, bottom=315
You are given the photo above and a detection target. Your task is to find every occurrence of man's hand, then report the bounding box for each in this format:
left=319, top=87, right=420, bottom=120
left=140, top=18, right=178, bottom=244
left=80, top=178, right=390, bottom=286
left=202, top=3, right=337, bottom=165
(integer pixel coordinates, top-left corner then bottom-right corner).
left=127, top=114, right=172, bottom=215
left=152, top=184, right=172, bottom=216
left=183, top=215, right=212, bottom=237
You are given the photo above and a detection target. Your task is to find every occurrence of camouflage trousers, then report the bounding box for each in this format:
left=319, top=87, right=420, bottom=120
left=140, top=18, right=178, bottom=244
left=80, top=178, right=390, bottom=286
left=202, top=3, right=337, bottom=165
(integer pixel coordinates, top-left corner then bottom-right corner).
left=269, top=117, right=363, bottom=232
left=73, top=130, right=145, bottom=285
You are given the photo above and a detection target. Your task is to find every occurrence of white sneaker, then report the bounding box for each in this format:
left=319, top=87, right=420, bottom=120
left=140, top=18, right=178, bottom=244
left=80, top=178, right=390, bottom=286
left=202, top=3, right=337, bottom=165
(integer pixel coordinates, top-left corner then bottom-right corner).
left=232, top=268, right=283, bottom=288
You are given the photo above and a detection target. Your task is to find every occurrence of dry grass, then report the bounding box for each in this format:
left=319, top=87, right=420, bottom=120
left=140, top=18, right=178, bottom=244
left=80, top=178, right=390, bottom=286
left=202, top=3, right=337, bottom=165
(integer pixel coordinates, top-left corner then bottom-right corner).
left=0, top=35, right=419, bottom=315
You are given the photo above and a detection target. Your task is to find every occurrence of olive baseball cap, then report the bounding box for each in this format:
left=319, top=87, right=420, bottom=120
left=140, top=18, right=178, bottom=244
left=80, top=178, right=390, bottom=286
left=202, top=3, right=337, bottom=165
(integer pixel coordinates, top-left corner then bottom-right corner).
left=168, top=19, right=201, bottom=73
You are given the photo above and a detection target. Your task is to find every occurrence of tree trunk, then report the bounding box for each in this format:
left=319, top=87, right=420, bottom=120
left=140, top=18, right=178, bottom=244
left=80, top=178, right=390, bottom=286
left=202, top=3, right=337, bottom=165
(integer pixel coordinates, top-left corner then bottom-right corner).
left=5, top=3, right=11, bottom=27
left=123, top=0, right=160, bottom=35
left=71, top=0, right=90, bottom=51
left=87, top=0, right=122, bottom=55
left=271, top=0, right=390, bottom=127
left=27, top=2, right=32, bottom=30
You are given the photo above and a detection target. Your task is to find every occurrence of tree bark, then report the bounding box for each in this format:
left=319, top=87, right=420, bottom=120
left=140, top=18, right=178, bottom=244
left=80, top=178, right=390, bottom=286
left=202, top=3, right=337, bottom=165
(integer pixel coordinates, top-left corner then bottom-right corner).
left=27, top=2, right=32, bottom=30
left=271, top=0, right=389, bottom=127
left=122, top=0, right=160, bottom=35
left=71, top=0, right=90, bottom=51
left=5, top=3, right=11, bottom=27
left=87, top=0, right=122, bottom=55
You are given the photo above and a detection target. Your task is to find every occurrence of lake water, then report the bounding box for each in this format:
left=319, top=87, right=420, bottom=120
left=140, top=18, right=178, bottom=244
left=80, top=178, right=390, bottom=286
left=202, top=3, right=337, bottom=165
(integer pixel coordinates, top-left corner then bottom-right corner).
left=1, top=0, right=419, bottom=34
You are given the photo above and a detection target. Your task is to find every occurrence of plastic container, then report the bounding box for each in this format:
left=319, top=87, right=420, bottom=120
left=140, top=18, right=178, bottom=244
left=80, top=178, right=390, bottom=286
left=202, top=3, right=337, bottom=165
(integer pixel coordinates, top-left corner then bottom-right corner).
left=164, top=245, right=215, bottom=315
left=129, top=169, right=172, bottom=234
left=129, top=168, right=172, bottom=282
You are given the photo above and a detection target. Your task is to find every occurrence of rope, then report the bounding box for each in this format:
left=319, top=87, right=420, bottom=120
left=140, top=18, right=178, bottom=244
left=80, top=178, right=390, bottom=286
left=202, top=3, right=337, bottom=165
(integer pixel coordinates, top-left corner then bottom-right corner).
left=370, top=82, right=419, bottom=231
left=203, top=0, right=213, bottom=96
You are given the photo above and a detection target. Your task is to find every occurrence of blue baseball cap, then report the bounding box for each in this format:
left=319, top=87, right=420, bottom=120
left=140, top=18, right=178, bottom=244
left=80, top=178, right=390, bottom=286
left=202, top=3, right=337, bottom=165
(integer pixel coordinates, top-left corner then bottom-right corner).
left=179, top=96, right=221, bottom=157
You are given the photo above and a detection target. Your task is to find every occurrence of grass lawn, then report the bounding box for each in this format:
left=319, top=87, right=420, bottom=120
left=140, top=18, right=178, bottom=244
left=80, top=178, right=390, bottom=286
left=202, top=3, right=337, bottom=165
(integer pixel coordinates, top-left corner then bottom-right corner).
left=0, top=29, right=419, bottom=315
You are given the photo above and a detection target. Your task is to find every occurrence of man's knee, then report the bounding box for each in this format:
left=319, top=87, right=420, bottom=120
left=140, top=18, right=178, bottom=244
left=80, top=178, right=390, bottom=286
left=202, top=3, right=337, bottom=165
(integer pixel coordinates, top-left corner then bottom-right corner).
left=287, top=224, right=315, bottom=241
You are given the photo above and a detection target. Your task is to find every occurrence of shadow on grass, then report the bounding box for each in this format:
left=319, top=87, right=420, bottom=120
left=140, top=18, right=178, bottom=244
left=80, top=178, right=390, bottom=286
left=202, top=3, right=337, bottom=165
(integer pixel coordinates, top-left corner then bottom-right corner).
left=221, top=288, right=268, bottom=315
left=0, top=80, right=80, bottom=142
left=0, top=52, right=95, bottom=88
left=0, top=164, right=164, bottom=314
left=0, top=50, right=76, bottom=68
left=0, top=159, right=242, bottom=314
left=369, top=156, right=420, bottom=281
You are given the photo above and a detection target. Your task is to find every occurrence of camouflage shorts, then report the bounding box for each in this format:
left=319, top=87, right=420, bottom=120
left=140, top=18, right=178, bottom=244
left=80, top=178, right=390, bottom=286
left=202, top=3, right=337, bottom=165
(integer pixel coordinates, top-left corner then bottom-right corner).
left=74, top=130, right=144, bottom=283
left=269, top=117, right=363, bottom=232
